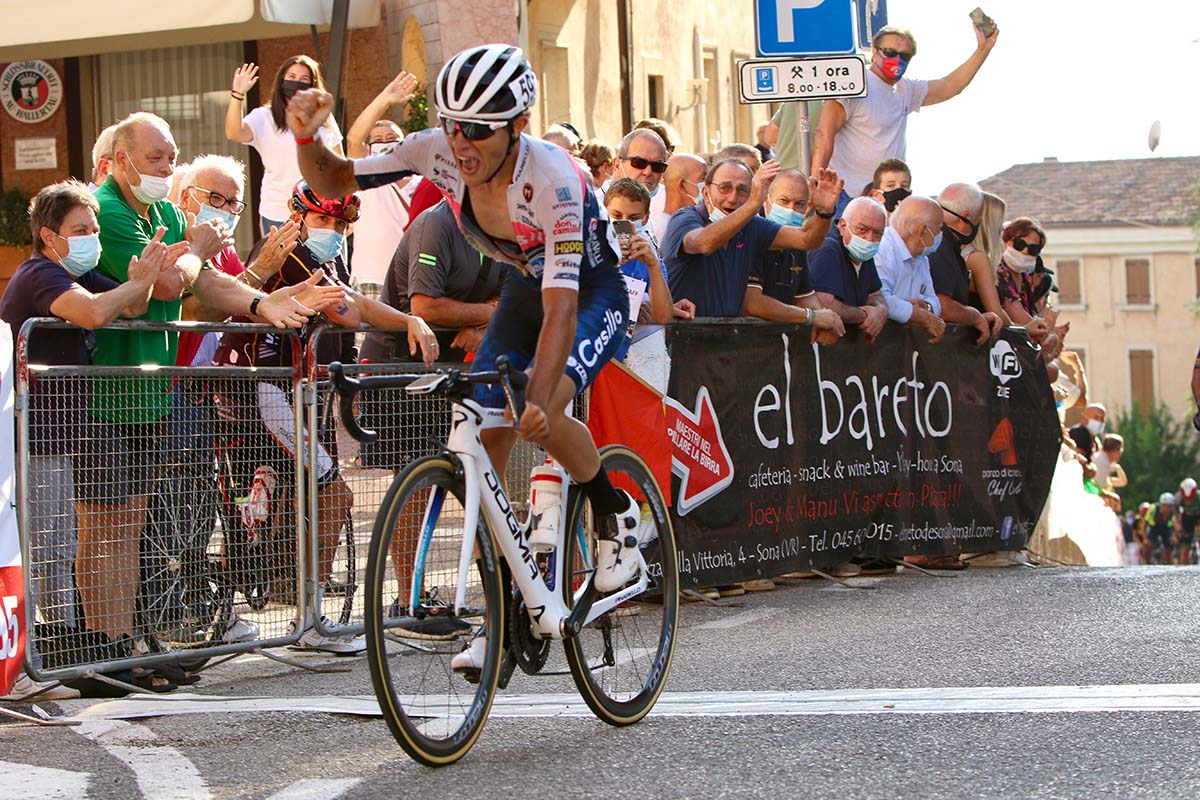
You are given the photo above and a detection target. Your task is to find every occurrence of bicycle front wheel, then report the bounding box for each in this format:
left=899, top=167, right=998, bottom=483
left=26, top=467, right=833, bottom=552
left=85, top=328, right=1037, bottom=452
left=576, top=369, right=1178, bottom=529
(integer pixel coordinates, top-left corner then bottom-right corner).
left=364, top=456, right=503, bottom=766
left=562, top=445, right=679, bottom=725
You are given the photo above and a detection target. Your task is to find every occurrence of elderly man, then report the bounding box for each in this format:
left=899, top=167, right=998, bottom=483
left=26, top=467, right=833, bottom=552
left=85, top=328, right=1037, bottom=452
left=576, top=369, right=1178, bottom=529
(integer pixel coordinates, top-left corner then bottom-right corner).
left=609, top=128, right=669, bottom=199
left=650, top=153, right=706, bottom=236
left=753, top=169, right=816, bottom=303
left=810, top=196, right=889, bottom=340
left=874, top=195, right=946, bottom=343
left=788, top=22, right=998, bottom=214
left=929, top=182, right=1003, bottom=345
left=715, top=143, right=763, bottom=175
left=662, top=158, right=843, bottom=335
left=79, top=112, right=343, bottom=656
left=89, top=123, right=117, bottom=191
left=1068, top=403, right=1107, bottom=460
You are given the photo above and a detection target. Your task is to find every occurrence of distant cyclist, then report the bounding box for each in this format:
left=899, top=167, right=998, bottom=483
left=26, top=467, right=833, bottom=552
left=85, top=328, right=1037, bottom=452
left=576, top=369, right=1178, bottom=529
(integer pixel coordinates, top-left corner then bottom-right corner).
left=1176, top=478, right=1200, bottom=565
left=286, top=45, right=709, bottom=670
left=1147, top=492, right=1177, bottom=565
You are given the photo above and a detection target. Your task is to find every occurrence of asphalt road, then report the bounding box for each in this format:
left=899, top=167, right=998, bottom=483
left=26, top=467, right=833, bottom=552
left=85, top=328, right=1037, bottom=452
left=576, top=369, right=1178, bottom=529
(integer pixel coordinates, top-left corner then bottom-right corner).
left=5, top=563, right=1200, bottom=799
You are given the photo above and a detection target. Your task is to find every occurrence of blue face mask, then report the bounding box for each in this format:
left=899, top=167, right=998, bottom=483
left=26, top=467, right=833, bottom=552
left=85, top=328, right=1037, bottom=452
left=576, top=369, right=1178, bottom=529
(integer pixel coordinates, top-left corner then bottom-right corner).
left=845, top=234, right=880, bottom=263
left=305, top=227, right=344, bottom=264
left=195, top=202, right=239, bottom=234
left=56, top=233, right=102, bottom=277
left=767, top=204, right=805, bottom=227
left=922, top=228, right=943, bottom=258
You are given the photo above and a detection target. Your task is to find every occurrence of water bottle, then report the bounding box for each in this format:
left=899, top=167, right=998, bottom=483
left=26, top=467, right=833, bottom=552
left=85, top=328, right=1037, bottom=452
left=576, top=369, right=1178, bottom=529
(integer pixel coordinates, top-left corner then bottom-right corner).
left=527, top=460, right=565, bottom=553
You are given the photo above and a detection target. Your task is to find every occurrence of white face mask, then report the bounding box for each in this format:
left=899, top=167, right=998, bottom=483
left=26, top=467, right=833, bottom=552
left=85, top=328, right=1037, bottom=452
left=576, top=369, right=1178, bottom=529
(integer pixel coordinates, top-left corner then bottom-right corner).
left=128, top=162, right=172, bottom=204
left=1004, top=246, right=1038, bottom=273
left=195, top=202, right=239, bottom=234
left=369, top=141, right=396, bottom=155
left=1086, top=418, right=1105, bottom=435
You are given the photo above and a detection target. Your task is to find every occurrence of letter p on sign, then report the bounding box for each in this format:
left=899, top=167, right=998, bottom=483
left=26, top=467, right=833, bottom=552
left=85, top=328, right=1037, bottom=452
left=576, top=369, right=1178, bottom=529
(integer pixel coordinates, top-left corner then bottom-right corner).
left=777, top=0, right=824, bottom=42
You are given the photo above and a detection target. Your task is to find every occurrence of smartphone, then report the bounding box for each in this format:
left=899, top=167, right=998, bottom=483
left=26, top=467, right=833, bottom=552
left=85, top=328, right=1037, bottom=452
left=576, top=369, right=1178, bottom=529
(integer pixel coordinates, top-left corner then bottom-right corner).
left=611, top=219, right=636, bottom=239
left=969, top=7, right=996, bottom=37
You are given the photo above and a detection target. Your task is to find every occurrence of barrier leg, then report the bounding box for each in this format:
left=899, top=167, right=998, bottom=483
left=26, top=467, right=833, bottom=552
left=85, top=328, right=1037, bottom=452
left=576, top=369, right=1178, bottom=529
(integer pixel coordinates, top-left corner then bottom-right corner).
left=889, top=558, right=958, bottom=578
left=0, top=705, right=80, bottom=727
left=809, top=569, right=877, bottom=589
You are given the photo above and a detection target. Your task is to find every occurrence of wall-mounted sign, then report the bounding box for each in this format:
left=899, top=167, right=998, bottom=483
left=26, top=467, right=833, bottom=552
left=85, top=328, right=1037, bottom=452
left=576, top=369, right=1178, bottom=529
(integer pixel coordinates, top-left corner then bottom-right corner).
left=1, top=60, right=62, bottom=124
left=15, top=137, right=57, bottom=170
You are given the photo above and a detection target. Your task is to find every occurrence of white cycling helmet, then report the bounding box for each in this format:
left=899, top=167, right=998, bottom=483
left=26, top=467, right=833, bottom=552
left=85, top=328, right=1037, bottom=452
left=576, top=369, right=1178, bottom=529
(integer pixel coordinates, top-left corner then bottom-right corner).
left=435, top=44, right=537, bottom=122
left=1160, top=491, right=1175, bottom=505
left=1182, top=478, right=1197, bottom=497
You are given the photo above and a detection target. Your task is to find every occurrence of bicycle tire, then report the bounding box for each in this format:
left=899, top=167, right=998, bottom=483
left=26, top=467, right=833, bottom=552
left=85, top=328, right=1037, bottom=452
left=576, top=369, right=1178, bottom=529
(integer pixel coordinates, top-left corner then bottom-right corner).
left=561, top=444, right=678, bottom=726
left=334, top=511, right=357, bottom=625
left=365, top=456, right=503, bottom=766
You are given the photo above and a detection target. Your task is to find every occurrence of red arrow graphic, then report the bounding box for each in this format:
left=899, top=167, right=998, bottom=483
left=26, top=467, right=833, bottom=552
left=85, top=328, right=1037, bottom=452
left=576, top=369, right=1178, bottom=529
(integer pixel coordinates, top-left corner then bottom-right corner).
left=664, top=386, right=734, bottom=515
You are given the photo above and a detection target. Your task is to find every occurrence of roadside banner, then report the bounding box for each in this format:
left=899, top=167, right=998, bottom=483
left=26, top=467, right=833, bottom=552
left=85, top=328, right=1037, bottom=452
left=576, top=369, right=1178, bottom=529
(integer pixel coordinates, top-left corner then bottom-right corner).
left=0, top=323, right=22, bottom=693
left=665, top=322, right=1061, bottom=587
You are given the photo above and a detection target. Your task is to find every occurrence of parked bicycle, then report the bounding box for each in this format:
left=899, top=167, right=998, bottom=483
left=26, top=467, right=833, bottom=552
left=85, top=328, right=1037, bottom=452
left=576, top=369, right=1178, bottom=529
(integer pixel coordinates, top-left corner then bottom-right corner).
left=330, top=358, right=679, bottom=766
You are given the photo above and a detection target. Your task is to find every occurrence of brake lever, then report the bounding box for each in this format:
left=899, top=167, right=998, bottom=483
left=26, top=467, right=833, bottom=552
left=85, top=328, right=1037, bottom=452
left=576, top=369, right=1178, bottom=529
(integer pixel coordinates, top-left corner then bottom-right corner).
left=496, top=355, right=527, bottom=428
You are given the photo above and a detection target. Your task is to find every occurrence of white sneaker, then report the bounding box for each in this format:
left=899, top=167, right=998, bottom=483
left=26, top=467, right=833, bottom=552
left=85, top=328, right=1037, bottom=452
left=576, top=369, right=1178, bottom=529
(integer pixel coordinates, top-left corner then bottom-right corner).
left=3, top=673, right=80, bottom=701
left=221, top=614, right=260, bottom=643
left=451, top=636, right=487, bottom=676
left=291, top=617, right=366, bottom=655
left=594, top=491, right=641, bottom=593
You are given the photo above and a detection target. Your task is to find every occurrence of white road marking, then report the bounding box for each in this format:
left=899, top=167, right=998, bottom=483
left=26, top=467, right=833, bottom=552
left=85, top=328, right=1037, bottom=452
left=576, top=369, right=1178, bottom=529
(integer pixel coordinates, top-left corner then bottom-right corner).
left=691, top=607, right=779, bottom=630
left=60, top=682, right=1200, bottom=723
left=73, top=718, right=211, bottom=800
left=0, top=761, right=91, bottom=799
left=265, top=778, right=363, bottom=800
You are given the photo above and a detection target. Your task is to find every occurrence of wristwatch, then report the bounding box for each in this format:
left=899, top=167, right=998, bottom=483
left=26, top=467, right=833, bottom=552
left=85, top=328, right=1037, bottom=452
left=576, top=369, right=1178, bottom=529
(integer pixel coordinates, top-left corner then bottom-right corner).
left=249, top=295, right=265, bottom=316
left=804, top=307, right=814, bottom=324
left=814, top=207, right=835, bottom=219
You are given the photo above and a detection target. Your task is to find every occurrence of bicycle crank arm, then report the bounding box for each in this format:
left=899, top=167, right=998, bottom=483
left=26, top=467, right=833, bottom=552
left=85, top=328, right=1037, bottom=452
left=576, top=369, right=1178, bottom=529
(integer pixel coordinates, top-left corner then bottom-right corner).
left=562, top=578, right=599, bottom=637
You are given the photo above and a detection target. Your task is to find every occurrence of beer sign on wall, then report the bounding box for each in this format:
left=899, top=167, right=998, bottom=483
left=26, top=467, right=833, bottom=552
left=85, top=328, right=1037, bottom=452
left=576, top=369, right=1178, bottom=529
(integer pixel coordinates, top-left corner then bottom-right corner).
left=2, top=60, right=62, bottom=124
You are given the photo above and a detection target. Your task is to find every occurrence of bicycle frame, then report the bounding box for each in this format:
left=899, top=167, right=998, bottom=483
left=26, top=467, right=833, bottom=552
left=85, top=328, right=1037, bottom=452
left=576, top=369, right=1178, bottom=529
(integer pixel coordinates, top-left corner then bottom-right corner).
left=408, top=396, right=651, bottom=641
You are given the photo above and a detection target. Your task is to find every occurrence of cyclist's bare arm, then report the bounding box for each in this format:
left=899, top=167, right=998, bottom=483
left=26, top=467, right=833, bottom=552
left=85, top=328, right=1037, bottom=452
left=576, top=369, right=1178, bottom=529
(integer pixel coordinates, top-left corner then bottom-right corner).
left=288, top=88, right=362, bottom=198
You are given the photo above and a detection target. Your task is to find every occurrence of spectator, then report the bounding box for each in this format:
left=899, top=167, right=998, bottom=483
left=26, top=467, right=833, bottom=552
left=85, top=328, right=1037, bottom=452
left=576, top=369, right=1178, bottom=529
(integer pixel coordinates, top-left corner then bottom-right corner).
left=661, top=158, right=843, bottom=324
left=609, top=129, right=669, bottom=200
left=754, top=122, right=774, bottom=163
left=754, top=169, right=817, bottom=302
left=224, top=57, right=344, bottom=235
left=1069, top=403, right=1107, bottom=459
left=580, top=140, right=616, bottom=192
left=962, top=190, right=1009, bottom=323
left=874, top=195, right=946, bottom=343
left=632, top=119, right=680, bottom=234
left=88, top=124, right=117, bottom=191
left=83, top=112, right=345, bottom=665
left=810, top=196, right=889, bottom=341
left=808, top=22, right=1000, bottom=214
left=863, top=158, right=912, bottom=214
left=1092, top=434, right=1128, bottom=512
left=928, top=182, right=1002, bottom=345
left=715, top=143, right=763, bottom=175
left=650, top=153, right=706, bottom=236
left=174, top=154, right=300, bottom=365
left=0, top=181, right=171, bottom=693
left=1194, top=347, right=1200, bottom=432
left=996, top=216, right=1064, bottom=361
left=542, top=124, right=581, bottom=155
left=214, top=183, right=438, bottom=652
left=345, top=72, right=422, bottom=300
left=634, top=117, right=679, bottom=155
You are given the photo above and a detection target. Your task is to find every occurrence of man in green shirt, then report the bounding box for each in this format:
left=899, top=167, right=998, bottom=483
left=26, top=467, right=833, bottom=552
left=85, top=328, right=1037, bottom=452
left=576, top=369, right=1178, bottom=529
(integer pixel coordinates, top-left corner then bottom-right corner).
left=77, top=111, right=344, bottom=649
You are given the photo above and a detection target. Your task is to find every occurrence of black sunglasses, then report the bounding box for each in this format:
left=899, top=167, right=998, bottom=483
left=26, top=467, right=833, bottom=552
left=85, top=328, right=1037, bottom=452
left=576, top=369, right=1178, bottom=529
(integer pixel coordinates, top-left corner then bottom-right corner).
left=878, top=47, right=915, bottom=61
left=438, top=114, right=508, bottom=141
left=621, top=155, right=668, bottom=174
left=1014, top=237, right=1043, bottom=256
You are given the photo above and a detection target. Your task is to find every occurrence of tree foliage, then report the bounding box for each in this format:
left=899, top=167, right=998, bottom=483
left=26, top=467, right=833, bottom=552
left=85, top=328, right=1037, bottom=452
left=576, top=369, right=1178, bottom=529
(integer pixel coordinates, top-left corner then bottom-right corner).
left=1113, top=403, right=1200, bottom=506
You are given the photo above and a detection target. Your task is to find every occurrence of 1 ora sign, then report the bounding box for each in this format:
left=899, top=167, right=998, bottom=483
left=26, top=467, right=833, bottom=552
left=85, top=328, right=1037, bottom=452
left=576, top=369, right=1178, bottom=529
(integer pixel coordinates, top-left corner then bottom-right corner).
left=1, top=60, right=62, bottom=124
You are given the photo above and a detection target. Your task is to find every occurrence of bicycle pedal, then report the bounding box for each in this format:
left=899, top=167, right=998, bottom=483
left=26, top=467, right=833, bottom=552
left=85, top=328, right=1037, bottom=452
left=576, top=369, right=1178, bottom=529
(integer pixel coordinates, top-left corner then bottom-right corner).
left=459, top=668, right=480, bottom=685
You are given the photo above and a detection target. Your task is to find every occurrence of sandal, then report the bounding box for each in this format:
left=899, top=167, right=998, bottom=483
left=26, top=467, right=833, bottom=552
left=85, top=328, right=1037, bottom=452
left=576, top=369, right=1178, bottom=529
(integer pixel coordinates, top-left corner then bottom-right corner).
left=151, top=664, right=201, bottom=686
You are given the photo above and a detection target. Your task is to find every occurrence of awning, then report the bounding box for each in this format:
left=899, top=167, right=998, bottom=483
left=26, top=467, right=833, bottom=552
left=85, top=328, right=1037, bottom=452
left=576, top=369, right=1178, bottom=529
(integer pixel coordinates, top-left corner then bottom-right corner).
left=0, top=0, right=379, bottom=61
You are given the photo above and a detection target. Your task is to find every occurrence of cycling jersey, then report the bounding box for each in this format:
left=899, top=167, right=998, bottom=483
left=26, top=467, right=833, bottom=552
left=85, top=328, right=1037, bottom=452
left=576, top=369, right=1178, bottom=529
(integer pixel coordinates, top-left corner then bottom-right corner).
left=353, top=129, right=619, bottom=292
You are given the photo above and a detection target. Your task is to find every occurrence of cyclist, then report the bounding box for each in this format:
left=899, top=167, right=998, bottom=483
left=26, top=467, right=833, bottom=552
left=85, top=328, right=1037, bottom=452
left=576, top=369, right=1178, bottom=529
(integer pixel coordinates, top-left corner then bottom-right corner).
left=287, top=45, right=729, bottom=671
left=1134, top=501, right=1152, bottom=564
left=212, top=182, right=439, bottom=654
left=1146, top=492, right=1177, bottom=565
left=1176, top=478, right=1200, bottom=565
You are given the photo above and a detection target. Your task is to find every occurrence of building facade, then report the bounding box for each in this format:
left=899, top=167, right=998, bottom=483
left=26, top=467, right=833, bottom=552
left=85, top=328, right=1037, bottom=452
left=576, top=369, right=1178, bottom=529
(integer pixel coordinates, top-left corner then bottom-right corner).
left=981, top=156, right=1200, bottom=421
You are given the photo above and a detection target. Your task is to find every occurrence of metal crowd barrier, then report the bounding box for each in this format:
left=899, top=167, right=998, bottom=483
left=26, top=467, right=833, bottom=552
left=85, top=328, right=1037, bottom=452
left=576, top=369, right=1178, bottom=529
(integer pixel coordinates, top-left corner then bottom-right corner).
left=16, top=319, right=307, bottom=684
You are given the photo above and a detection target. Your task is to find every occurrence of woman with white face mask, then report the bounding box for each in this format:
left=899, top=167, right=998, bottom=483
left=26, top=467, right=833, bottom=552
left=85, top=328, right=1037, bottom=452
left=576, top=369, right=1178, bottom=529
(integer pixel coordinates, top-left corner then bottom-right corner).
left=995, top=216, right=1066, bottom=363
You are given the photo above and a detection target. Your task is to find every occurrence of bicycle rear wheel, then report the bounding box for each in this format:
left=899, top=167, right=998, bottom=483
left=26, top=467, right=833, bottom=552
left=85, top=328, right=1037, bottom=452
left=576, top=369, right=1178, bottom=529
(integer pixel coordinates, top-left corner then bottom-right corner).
left=562, top=445, right=678, bottom=725
left=365, top=456, right=503, bottom=766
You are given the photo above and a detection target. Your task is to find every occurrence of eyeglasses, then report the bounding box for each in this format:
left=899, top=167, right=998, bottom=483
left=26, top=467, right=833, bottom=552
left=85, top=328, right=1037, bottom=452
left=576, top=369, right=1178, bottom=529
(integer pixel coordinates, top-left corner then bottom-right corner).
left=438, top=113, right=508, bottom=141
left=711, top=181, right=751, bottom=197
left=189, top=186, right=245, bottom=215
left=1013, top=237, right=1043, bottom=256
left=878, top=47, right=915, bottom=61
left=621, top=156, right=669, bottom=174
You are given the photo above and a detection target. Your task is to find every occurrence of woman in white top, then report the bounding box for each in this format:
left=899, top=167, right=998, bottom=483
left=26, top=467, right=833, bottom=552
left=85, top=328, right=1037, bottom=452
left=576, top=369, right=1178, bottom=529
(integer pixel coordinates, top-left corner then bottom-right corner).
left=224, top=56, right=344, bottom=236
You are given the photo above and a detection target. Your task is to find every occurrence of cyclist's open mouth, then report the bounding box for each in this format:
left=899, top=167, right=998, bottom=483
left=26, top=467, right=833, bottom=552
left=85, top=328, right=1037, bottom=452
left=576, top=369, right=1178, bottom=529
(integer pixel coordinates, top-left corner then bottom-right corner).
left=456, top=155, right=481, bottom=177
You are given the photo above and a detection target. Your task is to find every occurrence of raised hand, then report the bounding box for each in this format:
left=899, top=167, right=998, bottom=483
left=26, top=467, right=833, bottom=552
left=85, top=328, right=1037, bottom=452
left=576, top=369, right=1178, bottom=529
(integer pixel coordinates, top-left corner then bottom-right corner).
left=257, top=271, right=342, bottom=328
left=382, top=71, right=419, bottom=106
left=286, top=88, right=334, bottom=138
left=809, top=167, right=844, bottom=216
left=974, top=20, right=1000, bottom=52
left=232, top=63, right=259, bottom=94
left=247, top=220, right=300, bottom=281
left=128, top=226, right=169, bottom=285
left=751, top=160, right=781, bottom=205
left=185, top=211, right=232, bottom=262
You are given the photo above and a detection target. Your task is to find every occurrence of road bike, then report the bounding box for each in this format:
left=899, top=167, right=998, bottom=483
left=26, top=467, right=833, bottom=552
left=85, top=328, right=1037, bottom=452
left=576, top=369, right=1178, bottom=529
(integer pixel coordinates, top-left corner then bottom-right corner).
left=330, top=357, right=678, bottom=766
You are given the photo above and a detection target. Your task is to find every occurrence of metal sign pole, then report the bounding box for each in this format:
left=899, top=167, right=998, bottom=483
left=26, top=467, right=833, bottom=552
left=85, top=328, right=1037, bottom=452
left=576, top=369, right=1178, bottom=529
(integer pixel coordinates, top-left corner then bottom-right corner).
left=796, top=100, right=810, bottom=175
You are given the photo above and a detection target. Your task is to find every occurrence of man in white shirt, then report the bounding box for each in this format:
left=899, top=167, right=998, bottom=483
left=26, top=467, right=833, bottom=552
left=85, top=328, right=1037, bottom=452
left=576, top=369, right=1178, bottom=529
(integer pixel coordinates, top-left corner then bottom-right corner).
left=874, top=195, right=945, bottom=343
left=807, top=22, right=999, bottom=215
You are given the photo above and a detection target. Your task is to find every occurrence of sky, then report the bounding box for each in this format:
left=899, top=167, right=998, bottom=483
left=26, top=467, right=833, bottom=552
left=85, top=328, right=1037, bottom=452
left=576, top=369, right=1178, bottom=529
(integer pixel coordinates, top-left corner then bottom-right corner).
left=880, top=0, right=1200, bottom=194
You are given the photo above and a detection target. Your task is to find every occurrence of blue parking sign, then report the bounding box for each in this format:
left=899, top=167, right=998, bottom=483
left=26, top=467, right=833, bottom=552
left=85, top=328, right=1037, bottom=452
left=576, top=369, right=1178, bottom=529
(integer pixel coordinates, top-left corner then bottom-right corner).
left=755, top=67, right=776, bottom=93
left=755, top=0, right=856, bottom=57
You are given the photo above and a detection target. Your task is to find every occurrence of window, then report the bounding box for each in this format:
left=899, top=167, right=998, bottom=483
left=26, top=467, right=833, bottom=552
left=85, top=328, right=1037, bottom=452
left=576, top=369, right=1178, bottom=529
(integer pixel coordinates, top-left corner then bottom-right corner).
left=702, top=49, right=720, bottom=152
left=1128, top=349, right=1156, bottom=410
left=1124, top=258, right=1151, bottom=305
left=1054, top=259, right=1082, bottom=306
left=537, top=42, right=571, bottom=128
left=647, top=74, right=664, bottom=120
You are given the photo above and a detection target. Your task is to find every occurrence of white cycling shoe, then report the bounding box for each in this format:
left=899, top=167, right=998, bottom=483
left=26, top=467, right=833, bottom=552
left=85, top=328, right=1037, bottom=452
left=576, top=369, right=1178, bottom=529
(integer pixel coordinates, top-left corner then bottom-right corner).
left=594, top=491, right=642, bottom=593
left=451, top=636, right=487, bottom=678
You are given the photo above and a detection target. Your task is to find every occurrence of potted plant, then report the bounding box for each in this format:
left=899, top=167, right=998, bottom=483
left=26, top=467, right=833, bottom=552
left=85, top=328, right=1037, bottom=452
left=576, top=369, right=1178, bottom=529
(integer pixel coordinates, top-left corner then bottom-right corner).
left=0, top=186, right=32, bottom=300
